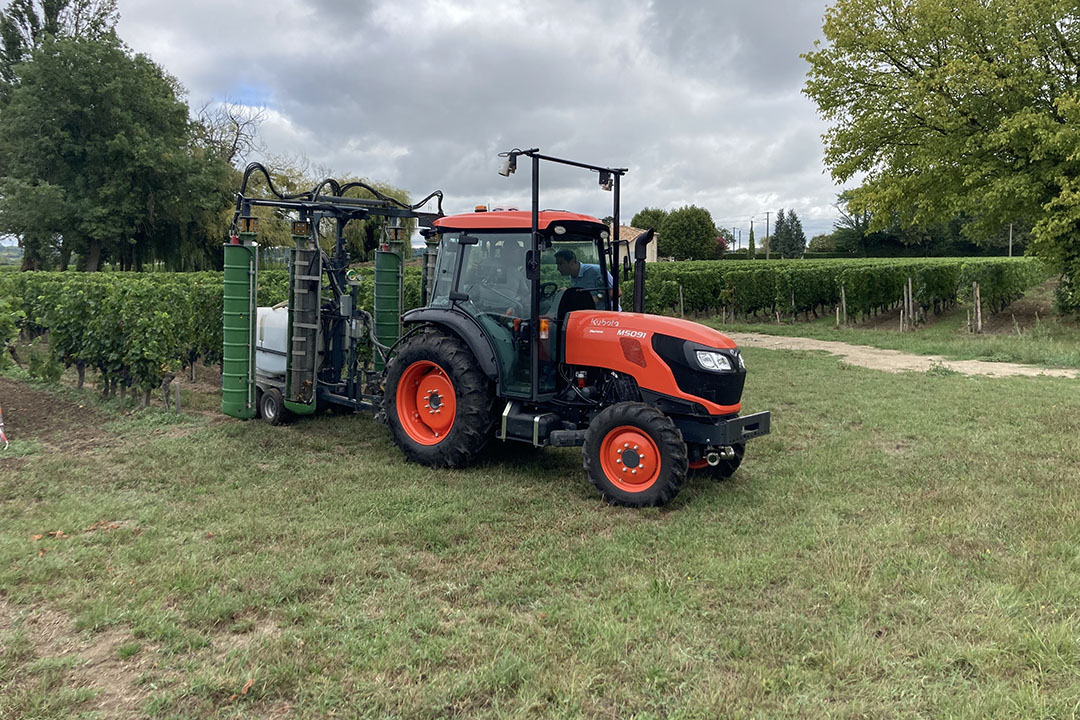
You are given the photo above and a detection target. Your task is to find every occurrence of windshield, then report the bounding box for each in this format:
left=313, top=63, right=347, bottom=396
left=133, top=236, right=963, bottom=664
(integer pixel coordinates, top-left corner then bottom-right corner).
left=429, top=232, right=530, bottom=314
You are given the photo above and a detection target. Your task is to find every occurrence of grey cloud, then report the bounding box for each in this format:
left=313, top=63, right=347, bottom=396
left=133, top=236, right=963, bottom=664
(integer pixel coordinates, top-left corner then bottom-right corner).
left=643, top=0, right=827, bottom=92
left=117, top=0, right=840, bottom=236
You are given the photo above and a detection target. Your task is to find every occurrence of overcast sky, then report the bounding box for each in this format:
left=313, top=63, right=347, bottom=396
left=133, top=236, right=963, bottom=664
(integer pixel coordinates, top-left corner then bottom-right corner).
left=118, top=0, right=843, bottom=246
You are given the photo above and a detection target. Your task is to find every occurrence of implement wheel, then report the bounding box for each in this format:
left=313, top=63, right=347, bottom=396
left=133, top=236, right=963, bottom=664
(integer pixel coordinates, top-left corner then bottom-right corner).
left=258, top=387, right=288, bottom=426
left=584, top=402, right=688, bottom=508
left=384, top=327, right=495, bottom=468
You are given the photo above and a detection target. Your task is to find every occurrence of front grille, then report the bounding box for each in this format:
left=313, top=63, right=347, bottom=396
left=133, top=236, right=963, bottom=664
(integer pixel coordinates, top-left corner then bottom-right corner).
left=652, top=334, right=746, bottom=408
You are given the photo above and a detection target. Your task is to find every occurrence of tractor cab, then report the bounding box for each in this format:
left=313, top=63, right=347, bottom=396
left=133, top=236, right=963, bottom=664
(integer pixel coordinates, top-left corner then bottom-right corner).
left=423, top=210, right=615, bottom=397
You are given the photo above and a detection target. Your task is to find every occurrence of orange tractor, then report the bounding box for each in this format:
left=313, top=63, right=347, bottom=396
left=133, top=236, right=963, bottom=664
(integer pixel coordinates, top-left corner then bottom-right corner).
left=224, top=148, right=769, bottom=507
left=383, top=149, right=769, bottom=506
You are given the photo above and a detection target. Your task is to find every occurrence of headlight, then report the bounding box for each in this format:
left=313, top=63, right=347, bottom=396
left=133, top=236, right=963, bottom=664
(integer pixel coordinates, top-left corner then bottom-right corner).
left=695, top=350, right=733, bottom=372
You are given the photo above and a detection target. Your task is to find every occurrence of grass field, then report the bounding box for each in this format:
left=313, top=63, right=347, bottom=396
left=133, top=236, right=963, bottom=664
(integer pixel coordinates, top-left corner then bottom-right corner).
left=2, top=340, right=1079, bottom=719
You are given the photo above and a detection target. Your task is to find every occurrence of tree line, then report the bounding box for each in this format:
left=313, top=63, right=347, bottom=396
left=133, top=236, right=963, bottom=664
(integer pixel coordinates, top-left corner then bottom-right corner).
left=803, top=0, right=1080, bottom=314
left=628, top=205, right=808, bottom=260
left=0, top=0, right=410, bottom=273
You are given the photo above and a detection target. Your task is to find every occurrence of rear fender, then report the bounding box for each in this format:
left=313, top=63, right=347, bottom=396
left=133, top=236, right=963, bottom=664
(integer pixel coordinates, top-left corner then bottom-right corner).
left=401, top=308, right=499, bottom=381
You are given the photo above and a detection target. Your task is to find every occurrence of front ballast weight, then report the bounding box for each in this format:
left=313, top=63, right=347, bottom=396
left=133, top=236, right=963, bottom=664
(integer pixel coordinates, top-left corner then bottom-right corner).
left=220, top=163, right=445, bottom=422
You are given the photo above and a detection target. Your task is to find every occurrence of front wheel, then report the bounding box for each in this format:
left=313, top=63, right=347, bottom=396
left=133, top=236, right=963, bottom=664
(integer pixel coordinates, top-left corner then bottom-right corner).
left=583, top=402, right=688, bottom=507
left=384, top=327, right=495, bottom=468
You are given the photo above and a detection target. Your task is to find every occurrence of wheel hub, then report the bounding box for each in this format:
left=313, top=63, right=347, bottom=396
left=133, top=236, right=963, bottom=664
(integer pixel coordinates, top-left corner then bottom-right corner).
left=396, top=361, right=457, bottom=445
left=600, top=427, right=660, bottom=491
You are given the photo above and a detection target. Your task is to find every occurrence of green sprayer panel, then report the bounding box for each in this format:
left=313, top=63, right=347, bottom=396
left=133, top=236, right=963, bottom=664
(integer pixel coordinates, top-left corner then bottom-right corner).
left=374, top=249, right=402, bottom=370
left=222, top=240, right=257, bottom=419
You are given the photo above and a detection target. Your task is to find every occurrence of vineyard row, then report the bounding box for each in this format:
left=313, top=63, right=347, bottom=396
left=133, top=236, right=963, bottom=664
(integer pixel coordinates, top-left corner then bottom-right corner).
left=0, top=257, right=1049, bottom=395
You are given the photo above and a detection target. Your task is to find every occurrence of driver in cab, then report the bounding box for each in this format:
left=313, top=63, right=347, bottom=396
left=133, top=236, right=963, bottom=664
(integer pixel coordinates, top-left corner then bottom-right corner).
left=554, top=249, right=618, bottom=311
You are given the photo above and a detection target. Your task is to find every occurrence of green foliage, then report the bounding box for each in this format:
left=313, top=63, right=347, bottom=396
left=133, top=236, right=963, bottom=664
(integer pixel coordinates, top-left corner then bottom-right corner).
left=0, top=293, right=19, bottom=367
left=715, top=227, right=733, bottom=256
left=640, top=257, right=1050, bottom=319
left=26, top=336, right=60, bottom=381
left=803, top=0, right=1080, bottom=309
left=0, top=0, right=117, bottom=86
left=0, top=265, right=422, bottom=392
left=630, top=207, right=668, bottom=232
left=771, top=209, right=808, bottom=258
left=808, top=233, right=837, bottom=253
left=658, top=205, right=718, bottom=260
left=0, top=33, right=232, bottom=271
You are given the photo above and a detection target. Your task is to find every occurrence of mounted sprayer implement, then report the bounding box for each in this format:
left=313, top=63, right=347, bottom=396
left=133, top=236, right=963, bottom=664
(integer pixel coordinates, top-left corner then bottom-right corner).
left=223, top=150, right=770, bottom=507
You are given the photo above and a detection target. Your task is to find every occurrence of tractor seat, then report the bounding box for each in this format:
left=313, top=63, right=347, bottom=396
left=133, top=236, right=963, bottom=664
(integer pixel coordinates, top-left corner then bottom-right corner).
left=554, top=287, right=596, bottom=319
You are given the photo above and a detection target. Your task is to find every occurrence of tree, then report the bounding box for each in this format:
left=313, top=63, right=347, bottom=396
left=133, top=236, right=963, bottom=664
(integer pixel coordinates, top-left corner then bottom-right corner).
left=789, top=212, right=806, bottom=257
left=0, top=35, right=229, bottom=270
left=832, top=191, right=871, bottom=254
left=658, top=205, right=717, bottom=260
left=715, top=227, right=733, bottom=257
left=630, top=207, right=668, bottom=232
left=748, top=226, right=755, bottom=258
left=771, top=209, right=788, bottom=257
left=772, top=208, right=806, bottom=258
left=0, top=0, right=116, bottom=88
left=196, top=101, right=265, bottom=166
left=0, top=0, right=120, bottom=269
left=803, top=0, right=1080, bottom=310
left=808, top=233, right=836, bottom=252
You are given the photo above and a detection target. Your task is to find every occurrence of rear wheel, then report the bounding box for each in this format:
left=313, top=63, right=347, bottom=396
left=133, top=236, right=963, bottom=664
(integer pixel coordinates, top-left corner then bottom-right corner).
left=384, top=327, right=495, bottom=467
left=584, top=402, right=688, bottom=507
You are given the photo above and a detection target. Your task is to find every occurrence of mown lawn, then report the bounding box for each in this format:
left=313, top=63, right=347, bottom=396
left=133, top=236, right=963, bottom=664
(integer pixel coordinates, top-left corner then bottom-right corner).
left=1, top=347, right=1079, bottom=718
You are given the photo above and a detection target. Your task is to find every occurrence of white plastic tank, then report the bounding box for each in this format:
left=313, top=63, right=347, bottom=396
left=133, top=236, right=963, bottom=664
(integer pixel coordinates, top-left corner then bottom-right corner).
left=255, top=306, right=289, bottom=377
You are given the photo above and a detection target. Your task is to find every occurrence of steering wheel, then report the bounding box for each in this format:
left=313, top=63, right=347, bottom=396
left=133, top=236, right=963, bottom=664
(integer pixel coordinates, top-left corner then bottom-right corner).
left=540, top=282, right=559, bottom=300
left=479, top=311, right=519, bottom=331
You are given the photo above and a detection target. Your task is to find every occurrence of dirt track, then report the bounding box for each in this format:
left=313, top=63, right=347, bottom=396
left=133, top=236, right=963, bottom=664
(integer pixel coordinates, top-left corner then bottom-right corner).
left=728, top=333, right=1080, bottom=379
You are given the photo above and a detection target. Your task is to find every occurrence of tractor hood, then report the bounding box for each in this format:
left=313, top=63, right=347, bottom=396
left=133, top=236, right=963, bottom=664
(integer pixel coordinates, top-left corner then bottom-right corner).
left=563, top=311, right=744, bottom=416
left=564, top=311, right=738, bottom=350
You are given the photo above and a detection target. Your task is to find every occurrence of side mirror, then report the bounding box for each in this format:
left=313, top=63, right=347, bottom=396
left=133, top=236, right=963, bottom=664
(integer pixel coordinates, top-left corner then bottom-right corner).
left=525, top=250, right=541, bottom=280
left=623, top=255, right=631, bottom=281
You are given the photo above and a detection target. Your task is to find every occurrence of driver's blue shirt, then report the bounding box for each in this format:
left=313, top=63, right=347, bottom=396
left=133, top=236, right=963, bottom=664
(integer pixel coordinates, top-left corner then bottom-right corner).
left=572, top=263, right=619, bottom=311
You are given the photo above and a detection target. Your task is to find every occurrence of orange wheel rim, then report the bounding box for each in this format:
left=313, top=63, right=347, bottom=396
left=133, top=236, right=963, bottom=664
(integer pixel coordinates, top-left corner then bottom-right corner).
left=396, top=360, right=456, bottom=445
left=599, top=425, right=661, bottom=492
left=688, top=459, right=707, bottom=470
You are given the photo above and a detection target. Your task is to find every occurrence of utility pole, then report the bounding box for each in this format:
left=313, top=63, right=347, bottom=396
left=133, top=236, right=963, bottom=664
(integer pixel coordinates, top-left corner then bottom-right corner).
left=765, top=211, right=771, bottom=261
left=1009, top=223, right=1013, bottom=257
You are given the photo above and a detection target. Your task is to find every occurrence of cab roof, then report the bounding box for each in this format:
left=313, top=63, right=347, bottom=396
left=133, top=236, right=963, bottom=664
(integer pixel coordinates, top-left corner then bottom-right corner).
left=433, top=210, right=605, bottom=232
